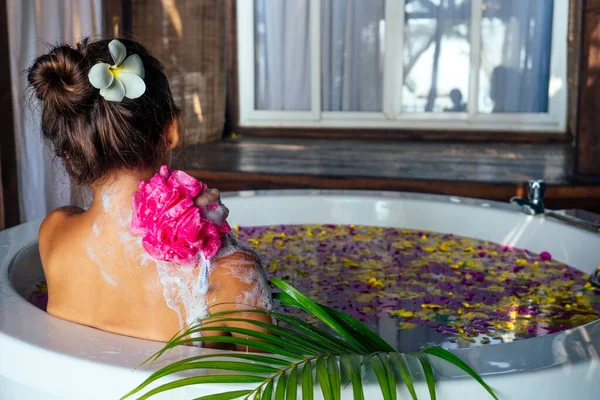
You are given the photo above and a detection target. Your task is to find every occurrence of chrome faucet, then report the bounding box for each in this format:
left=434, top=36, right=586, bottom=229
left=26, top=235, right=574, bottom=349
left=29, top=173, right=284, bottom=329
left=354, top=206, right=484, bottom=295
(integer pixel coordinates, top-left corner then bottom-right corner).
left=510, top=179, right=599, bottom=286
left=510, top=179, right=599, bottom=233
left=510, top=180, right=546, bottom=215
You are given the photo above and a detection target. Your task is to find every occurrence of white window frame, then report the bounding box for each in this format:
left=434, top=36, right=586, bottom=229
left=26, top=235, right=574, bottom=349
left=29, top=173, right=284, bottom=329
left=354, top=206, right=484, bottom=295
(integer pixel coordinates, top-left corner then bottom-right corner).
left=237, top=0, right=569, bottom=133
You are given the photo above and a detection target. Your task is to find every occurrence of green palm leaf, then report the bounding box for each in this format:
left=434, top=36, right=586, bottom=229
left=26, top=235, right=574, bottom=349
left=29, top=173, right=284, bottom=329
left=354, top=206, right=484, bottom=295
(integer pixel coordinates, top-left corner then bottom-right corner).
left=286, top=366, right=298, bottom=400
left=169, top=336, right=303, bottom=359
left=340, top=354, right=364, bottom=400
left=274, top=373, right=286, bottom=400
left=206, top=308, right=359, bottom=354
left=261, top=379, right=274, bottom=400
left=301, top=360, right=314, bottom=400
left=271, top=311, right=361, bottom=353
left=327, top=356, right=342, bottom=400
left=135, top=375, right=265, bottom=400
left=316, top=357, right=336, bottom=400
left=122, top=354, right=286, bottom=399
left=177, top=325, right=309, bottom=356
left=415, top=353, right=437, bottom=400
left=367, top=354, right=396, bottom=400
left=201, top=317, right=332, bottom=354
left=271, top=279, right=370, bottom=353
left=274, top=284, right=393, bottom=353
left=124, top=280, right=499, bottom=400
left=390, top=353, right=417, bottom=400
left=192, top=391, right=253, bottom=400
left=321, top=305, right=395, bottom=353
left=423, top=347, right=499, bottom=400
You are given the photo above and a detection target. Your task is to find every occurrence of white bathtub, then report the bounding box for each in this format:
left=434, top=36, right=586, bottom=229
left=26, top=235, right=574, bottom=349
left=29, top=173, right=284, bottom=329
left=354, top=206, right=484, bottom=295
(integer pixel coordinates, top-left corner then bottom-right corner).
left=0, top=190, right=599, bottom=399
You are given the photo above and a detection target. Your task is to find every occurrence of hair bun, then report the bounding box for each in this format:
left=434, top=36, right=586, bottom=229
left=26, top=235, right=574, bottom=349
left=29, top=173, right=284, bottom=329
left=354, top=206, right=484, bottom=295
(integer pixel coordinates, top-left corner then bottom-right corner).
left=28, top=45, right=93, bottom=112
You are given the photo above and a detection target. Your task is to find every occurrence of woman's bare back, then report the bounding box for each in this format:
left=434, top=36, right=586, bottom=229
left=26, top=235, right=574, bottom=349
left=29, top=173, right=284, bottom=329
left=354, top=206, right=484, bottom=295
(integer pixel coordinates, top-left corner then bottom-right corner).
left=40, top=179, right=272, bottom=344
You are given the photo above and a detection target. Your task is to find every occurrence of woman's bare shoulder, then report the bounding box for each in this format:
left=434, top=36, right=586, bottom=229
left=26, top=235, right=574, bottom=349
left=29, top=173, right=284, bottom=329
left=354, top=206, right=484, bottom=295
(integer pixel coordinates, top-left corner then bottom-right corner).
left=38, top=206, right=86, bottom=262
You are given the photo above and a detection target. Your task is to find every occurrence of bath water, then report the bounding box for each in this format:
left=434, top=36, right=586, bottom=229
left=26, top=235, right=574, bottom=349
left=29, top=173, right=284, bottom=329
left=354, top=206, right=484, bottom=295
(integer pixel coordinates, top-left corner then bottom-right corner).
left=28, top=224, right=600, bottom=351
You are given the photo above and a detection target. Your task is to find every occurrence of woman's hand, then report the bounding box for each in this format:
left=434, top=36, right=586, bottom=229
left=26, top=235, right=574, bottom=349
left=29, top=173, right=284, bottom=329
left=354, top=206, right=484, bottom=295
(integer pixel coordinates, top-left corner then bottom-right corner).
left=194, top=188, right=229, bottom=226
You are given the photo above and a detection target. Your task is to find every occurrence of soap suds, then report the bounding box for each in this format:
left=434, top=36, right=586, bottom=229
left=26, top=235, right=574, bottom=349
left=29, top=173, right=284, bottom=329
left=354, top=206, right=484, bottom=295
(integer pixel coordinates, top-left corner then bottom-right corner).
left=201, top=203, right=228, bottom=226
left=86, top=222, right=119, bottom=287
left=100, top=191, right=114, bottom=213
left=215, top=232, right=273, bottom=312
left=87, top=242, right=118, bottom=287
left=155, top=256, right=211, bottom=329
left=87, top=190, right=272, bottom=336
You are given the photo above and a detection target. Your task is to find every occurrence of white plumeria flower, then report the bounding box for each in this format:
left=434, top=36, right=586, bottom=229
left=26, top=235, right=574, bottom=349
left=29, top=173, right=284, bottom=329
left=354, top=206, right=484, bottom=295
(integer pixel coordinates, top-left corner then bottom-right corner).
left=88, top=39, right=146, bottom=102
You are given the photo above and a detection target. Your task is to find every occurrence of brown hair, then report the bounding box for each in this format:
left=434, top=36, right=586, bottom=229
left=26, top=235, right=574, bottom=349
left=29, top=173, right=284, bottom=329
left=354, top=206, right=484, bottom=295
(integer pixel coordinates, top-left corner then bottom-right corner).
left=27, top=38, right=180, bottom=185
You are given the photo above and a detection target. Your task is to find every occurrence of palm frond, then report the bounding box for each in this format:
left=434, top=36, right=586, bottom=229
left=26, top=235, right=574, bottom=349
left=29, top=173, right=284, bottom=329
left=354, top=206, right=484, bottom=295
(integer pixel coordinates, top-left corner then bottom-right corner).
left=201, top=316, right=334, bottom=354
left=327, top=356, right=342, bottom=400
left=322, top=305, right=395, bottom=353
left=134, top=375, right=265, bottom=400
left=123, top=280, right=499, bottom=400
left=301, top=359, right=314, bottom=400
left=340, top=354, right=364, bottom=400
left=415, top=353, right=437, bottom=400
left=423, top=347, right=500, bottom=400
left=285, top=366, right=298, bottom=400
left=367, top=354, right=396, bottom=400
left=270, top=279, right=370, bottom=353
left=390, top=353, right=417, bottom=400
left=274, top=372, right=286, bottom=399
left=316, top=356, right=335, bottom=400
left=192, top=391, right=254, bottom=400
left=261, top=379, right=273, bottom=400
left=122, top=354, right=290, bottom=400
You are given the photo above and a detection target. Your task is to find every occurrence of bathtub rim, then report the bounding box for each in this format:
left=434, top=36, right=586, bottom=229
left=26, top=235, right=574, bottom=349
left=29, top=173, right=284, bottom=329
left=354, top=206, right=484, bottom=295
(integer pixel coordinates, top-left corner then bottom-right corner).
left=0, top=189, right=599, bottom=399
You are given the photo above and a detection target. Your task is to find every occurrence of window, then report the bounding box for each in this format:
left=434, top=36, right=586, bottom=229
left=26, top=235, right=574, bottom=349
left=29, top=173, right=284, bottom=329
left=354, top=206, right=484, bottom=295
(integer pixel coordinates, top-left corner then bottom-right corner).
left=237, top=0, right=568, bottom=133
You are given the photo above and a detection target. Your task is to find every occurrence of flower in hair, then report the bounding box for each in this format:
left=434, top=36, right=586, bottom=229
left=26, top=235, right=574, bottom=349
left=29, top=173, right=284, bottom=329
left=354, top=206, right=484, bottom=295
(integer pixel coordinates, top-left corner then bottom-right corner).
left=88, top=39, right=146, bottom=102
left=130, top=166, right=231, bottom=266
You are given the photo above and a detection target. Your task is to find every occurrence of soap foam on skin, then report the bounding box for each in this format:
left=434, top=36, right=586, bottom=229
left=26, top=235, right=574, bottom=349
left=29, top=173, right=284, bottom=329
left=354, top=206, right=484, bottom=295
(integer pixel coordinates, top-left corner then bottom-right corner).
left=201, top=203, right=227, bottom=227
left=214, top=233, right=273, bottom=313
left=88, top=187, right=273, bottom=336
left=155, top=257, right=211, bottom=330
left=86, top=222, right=119, bottom=287
left=90, top=191, right=212, bottom=330
left=100, top=191, right=113, bottom=213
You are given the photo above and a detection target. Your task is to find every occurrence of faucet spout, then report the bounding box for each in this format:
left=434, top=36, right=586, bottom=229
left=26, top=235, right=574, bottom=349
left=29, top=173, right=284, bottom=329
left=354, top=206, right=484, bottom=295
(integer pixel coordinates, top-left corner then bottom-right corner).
left=510, top=180, right=546, bottom=215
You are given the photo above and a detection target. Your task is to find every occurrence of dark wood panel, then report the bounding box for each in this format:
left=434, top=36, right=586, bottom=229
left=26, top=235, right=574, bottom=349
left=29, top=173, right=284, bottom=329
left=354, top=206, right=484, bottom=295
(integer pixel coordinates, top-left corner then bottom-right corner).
left=0, top=162, right=4, bottom=230
left=102, top=0, right=124, bottom=37
left=179, top=137, right=573, bottom=185
left=586, top=0, right=600, bottom=11
left=0, top=0, right=19, bottom=229
left=180, top=136, right=600, bottom=213
left=186, top=170, right=524, bottom=197
left=237, top=127, right=571, bottom=143
left=130, top=0, right=226, bottom=144
left=576, top=8, right=600, bottom=175
left=224, top=0, right=239, bottom=137
left=568, top=0, right=583, bottom=136
left=186, top=170, right=600, bottom=214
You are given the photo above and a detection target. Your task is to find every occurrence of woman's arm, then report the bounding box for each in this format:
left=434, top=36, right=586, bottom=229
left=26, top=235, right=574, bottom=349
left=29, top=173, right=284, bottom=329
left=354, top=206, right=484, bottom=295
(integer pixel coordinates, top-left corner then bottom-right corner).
left=204, top=251, right=273, bottom=351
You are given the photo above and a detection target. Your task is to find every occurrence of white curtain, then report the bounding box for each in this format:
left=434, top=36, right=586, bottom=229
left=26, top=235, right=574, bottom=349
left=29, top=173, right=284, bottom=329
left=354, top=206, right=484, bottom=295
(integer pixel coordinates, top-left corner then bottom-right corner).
left=254, top=0, right=311, bottom=110
left=7, top=0, right=102, bottom=223
left=254, top=0, right=384, bottom=112
left=321, top=0, right=384, bottom=112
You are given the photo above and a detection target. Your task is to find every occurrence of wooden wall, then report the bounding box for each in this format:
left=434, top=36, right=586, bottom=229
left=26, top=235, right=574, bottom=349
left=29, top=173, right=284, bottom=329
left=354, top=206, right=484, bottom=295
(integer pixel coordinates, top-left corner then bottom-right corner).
left=0, top=0, right=19, bottom=230
left=576, top=0, right=600, bottom=178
